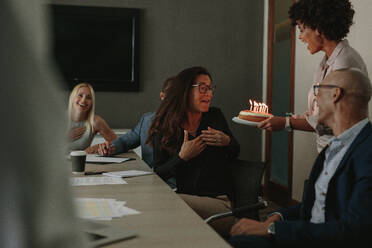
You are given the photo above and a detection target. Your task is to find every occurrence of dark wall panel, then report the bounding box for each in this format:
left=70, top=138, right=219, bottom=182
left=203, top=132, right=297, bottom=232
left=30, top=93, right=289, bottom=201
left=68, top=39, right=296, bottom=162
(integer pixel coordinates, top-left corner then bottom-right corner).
left=52, top=0, right=264, bottom=161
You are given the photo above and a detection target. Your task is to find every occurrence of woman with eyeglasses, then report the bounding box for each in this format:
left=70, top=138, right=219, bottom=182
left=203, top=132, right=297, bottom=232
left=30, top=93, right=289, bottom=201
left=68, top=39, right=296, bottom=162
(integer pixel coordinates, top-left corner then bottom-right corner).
left=147, top=66, right=240, bottom=238
left=258, top=0, right=368, bottom=152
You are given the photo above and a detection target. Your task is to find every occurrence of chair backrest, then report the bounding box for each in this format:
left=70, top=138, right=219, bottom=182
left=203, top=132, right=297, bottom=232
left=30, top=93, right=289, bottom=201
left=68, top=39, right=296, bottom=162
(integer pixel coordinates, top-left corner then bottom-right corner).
left=230, top=159, right=266, bottom=220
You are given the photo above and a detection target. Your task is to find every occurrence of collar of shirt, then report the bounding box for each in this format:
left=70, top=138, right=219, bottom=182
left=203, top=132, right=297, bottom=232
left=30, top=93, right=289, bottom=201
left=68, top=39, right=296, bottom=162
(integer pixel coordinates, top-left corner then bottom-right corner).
left=319, top=39, right=349, bottom=70
left=330, top=118, right=369, bottom=148
left=325, top=118, right=369, bottom=170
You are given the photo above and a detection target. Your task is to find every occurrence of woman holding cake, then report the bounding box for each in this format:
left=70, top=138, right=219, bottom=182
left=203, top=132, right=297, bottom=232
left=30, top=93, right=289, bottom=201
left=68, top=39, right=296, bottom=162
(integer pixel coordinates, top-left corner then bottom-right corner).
left=258, top=0, right=368, bottom=152
left=147, top=66, right=240, bottom=238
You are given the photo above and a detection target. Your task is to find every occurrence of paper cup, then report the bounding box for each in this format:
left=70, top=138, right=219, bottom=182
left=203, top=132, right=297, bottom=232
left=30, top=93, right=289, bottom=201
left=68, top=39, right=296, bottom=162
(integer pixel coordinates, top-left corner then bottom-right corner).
left=70, top=150, right=87, bottom=175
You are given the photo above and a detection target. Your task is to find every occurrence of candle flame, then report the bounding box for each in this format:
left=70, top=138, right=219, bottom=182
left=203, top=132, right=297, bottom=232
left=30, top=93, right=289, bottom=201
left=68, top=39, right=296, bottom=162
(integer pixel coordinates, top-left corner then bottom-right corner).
left=248, top=99, right=269, bottom=114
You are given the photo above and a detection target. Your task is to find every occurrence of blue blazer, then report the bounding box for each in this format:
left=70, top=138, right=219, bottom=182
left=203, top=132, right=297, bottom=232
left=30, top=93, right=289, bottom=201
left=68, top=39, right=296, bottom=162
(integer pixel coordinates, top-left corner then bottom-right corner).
left=112, top=112, right=177, bottom=188
left=112, top=112, right=154, bottom=165
left=276, top=122, right=372, bottom=246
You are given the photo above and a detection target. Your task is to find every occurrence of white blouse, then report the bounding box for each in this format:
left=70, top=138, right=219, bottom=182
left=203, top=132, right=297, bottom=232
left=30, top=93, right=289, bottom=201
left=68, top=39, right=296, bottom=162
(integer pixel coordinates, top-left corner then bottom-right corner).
left=298, top=40, right=368, bottom=152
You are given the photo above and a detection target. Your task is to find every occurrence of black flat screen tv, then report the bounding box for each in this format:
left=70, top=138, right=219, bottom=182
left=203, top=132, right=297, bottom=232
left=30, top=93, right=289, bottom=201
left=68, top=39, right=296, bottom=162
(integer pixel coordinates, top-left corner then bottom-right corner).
left=49, top=5, right=140, bottom=91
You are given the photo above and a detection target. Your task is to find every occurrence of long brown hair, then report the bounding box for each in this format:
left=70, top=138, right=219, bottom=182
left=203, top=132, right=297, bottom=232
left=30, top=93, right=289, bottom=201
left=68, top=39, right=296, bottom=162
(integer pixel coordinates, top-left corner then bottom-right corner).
left=146, top=66, right=212, bottom=154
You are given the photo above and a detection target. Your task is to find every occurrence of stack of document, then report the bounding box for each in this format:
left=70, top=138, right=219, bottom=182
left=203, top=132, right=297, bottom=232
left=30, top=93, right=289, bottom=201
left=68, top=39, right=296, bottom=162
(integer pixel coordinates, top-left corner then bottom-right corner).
left=86, top=155, right=132, bottom=163
left=103, top=170, right=153, bottom=178
left=74, top=198, right=140, bottom=221
left=70, top=176, right=127, bottom=186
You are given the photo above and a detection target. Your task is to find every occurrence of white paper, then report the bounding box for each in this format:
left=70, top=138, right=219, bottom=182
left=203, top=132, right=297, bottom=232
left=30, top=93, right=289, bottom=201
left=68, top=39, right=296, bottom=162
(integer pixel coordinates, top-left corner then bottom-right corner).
left=70, top=176, right=127, bottom=186
left=74, top=198, right=140, bottom=220
left=103, top=170, right=153, bottom=178
left=86, top=154, right=132, bottom=163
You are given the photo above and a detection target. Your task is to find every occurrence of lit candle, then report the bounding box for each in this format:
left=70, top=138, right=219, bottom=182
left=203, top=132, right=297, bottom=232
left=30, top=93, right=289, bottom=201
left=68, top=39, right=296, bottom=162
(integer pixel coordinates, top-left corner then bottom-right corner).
left=249, top=99, right=253, bottom=111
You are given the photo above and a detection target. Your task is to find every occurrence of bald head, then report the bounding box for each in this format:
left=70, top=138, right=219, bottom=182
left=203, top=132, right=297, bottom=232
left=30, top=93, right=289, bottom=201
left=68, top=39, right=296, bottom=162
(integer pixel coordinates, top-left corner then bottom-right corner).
left=323, top=68, right=371, bottom=110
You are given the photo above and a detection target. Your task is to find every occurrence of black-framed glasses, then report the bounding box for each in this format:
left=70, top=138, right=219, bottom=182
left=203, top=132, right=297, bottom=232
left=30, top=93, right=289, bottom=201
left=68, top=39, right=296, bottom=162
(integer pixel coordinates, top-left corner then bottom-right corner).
left=192, top=83, right=216, bottom=94
left=313, top=84, right=344, bottom=96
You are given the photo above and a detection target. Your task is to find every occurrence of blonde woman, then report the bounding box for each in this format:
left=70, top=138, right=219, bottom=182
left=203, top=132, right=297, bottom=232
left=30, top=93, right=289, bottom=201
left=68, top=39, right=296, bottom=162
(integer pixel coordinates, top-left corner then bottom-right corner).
left=68, top=83, right=117, bottom=153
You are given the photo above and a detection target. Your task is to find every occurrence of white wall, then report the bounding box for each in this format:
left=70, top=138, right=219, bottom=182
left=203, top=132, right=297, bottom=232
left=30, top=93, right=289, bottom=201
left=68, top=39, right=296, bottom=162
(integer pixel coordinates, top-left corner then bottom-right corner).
left=292, top=0, right=372, bottom=201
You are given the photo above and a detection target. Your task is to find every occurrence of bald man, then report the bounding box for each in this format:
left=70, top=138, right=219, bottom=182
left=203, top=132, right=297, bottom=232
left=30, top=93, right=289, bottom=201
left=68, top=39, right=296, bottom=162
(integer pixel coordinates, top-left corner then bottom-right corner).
left=229, top=68, right=372, bottom=247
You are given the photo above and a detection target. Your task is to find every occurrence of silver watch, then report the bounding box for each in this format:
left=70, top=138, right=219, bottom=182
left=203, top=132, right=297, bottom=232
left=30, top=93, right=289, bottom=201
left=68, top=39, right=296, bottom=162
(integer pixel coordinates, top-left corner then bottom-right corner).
left=285, top=116, right=292, bottom=132
left=267, top=222, right=275, bottom=236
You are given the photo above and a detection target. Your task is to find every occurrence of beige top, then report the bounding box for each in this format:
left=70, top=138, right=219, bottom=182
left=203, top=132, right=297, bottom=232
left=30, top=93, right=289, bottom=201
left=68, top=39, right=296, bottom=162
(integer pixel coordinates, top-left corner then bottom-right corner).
left=69, top=121, right=94, bottom=151
left=296, top=40, right=368, bottom=152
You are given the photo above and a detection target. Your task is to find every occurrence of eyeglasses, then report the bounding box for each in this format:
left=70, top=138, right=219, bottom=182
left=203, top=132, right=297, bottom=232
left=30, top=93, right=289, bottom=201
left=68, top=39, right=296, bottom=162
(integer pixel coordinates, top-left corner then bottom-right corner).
left=191, top=83, right=216, bottom=94
left=313, top=84, right=344, bottom=96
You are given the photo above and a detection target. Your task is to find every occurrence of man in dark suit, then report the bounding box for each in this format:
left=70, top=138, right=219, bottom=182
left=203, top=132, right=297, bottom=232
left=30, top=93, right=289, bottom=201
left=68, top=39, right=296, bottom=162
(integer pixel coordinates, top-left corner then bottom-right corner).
left=229, top=68, right=372, bottom=247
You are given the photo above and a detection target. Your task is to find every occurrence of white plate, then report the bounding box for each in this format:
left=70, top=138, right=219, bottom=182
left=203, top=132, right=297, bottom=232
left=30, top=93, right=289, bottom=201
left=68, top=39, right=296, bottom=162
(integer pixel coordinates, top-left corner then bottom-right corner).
left=232, top=117, right=259, bottom=126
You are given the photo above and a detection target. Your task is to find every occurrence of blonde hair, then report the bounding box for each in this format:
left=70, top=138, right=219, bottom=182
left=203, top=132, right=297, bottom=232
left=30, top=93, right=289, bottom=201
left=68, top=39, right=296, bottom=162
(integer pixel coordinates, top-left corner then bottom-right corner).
left=68, top=82, right=95, bottom=133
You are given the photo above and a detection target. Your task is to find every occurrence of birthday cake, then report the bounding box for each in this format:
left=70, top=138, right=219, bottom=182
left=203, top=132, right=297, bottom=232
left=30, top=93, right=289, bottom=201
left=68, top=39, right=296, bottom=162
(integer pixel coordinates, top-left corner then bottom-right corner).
left=238, top=110, right=273, bottom=122
left=237, top=100, right=272, bottom=122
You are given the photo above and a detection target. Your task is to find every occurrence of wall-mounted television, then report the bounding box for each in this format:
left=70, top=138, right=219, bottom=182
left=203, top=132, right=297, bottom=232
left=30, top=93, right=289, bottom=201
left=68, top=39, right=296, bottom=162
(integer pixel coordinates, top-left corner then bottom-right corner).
left=49, top=5, right=140, bottom=91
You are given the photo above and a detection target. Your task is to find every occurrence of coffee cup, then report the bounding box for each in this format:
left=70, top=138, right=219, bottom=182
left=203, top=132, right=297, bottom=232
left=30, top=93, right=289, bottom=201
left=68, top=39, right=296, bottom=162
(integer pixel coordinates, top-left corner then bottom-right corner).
left=70, top=150, right=87, bottom=175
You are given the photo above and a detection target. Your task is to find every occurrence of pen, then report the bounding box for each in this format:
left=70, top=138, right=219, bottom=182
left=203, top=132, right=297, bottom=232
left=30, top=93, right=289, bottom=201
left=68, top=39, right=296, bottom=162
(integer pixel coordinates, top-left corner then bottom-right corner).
left=103, top=143, right=114, bottom=156
left=84, top=171, right=106, bottom=175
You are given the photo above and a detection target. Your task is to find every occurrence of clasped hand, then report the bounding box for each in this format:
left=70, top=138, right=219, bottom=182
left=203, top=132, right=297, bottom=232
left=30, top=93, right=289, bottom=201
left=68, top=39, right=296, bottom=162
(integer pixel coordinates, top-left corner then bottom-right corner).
left=97, top=141, right=115, bottom=156
left=178, top=127, right=230, bottom=161
left=68, top=126, right=86, bottom=141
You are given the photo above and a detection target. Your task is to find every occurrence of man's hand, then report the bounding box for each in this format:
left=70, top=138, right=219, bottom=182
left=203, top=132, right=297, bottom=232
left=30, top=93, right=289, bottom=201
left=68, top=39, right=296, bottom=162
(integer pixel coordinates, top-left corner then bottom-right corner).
left=98, top=141, right=115, bottom=156
left=230, top=218, right=271, bottom=237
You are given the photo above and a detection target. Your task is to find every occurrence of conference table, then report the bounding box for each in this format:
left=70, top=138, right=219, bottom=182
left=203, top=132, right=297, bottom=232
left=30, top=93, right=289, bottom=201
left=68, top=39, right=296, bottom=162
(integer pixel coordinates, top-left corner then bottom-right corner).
left=72, top=151, right=232, bottom=248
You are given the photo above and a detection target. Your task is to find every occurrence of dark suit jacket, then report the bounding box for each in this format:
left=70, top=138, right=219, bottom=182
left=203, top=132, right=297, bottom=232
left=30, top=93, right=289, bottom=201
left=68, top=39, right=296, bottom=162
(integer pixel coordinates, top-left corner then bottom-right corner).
left=275, top=122, right=372, bottom=246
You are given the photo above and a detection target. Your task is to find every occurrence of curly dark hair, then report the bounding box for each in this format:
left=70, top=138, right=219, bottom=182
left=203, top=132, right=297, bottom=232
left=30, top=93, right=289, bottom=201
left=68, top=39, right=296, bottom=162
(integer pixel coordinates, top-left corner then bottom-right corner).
left=146, top=66, right=212, bottom=154
left=289, top=0, right=354, bottom=41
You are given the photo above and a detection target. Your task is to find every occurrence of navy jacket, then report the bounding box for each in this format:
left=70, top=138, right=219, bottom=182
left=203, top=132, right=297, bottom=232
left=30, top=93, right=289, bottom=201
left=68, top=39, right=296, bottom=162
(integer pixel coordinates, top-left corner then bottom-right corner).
left=275, top=122, right=372, bottom=246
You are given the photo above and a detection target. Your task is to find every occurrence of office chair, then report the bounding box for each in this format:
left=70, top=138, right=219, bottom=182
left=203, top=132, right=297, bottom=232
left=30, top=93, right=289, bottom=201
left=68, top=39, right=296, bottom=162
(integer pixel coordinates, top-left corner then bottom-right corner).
left=205, top=159, right=267, bottom=224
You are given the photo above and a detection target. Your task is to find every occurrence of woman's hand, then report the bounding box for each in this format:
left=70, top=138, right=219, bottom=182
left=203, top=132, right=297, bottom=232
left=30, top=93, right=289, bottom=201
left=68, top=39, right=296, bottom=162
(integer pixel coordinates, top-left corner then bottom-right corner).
left=179, top=130, right=206, bottom=161
left=257, top=116, right=286, bottom=131
left=68, top=126, right=86, bottom=141
left=200, top=127, right=230, bottom=146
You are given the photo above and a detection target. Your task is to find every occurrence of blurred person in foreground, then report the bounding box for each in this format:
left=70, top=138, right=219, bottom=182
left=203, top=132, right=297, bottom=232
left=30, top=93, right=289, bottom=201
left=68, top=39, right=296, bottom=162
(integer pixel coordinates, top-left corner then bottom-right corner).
left=230, top=69, right=372, bottom=247
left=0, top=0, right=86, bottom=247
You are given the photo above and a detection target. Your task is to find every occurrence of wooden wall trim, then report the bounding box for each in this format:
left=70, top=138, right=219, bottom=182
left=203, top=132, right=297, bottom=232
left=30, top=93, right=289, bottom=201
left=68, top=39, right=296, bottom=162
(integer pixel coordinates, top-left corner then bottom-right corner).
left=264, top=0, right=275, bottom=191
left=264, top=0, right=296, bottom=206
